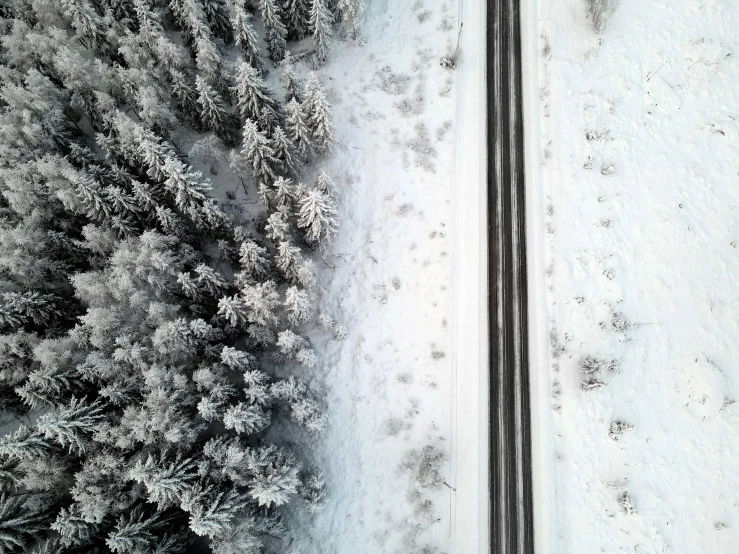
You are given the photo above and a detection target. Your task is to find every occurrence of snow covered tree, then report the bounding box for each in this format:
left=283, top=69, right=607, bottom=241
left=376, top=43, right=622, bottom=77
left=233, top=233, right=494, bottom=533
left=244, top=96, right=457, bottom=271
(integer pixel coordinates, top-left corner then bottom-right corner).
left=223, top=402, right=269, bottom=434
left=284, top=286, right=311, bottom=325
left=284, top=98, right=313, bottom=160
left=37, top=397, right=106, bottom=454
left=239, top=240, right=271, bottom=280
left=303, top=73, right=335, bottom=153
left=129, top=454, right=199, bottom=508
left=282, top=0, right=310, bottom=39
left=232, top=62, right=278, bottom=124
left=0, top=292, right=66, bottom=334
left=315, top=170, right=338, bottom=197
left=0, top=492, right=52, bottom=552
left=195, top=34, right=231, bottom=97
left=309, top=0, right=333, bottom=64
left=230, top=4, right=264, bottom=74
left=245, top=446, right=300, bottom=506
left=196, top=75, right=238, bottom=146
left=201, top=0, right=233, bottom=43
left=260, top=0, right=288, bottom=62
left=169, top=69, right=204, bottom=130
left=240, top=120, right=278, bottom=183
left=271, top=125, right=299, bottom=174
left=0, top=0, right=345, bottom=548
left=58, top=0, right=108, bottom=50
left=296, top=184, right=339, bottom=245
left=281, top=54, right=304, bottom=103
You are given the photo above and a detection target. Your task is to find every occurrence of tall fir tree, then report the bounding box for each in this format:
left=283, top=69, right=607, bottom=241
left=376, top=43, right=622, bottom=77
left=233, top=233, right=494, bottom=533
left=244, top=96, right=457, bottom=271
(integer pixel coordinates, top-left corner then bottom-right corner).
left=240, top=120, right=278, bottom=184
left=196, top=75, right=237, bottom=146
left=309, top=0, right=333, bottom=64
left=232, top=62, right=278, bottom=124
left=302, top=73, right=335, bottom=153
left=230, top=4, right=264, bottom=74
left=284, top=98, right=313, bottom=161
left=259, top=0, right=288, bottom=63
left=282, top=0, right=310, bottom=39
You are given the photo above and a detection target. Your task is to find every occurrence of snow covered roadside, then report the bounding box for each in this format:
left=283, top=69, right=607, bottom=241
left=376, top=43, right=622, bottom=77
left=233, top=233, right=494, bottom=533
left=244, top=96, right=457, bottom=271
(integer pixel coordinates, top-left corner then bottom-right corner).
left=449, top=0, right=488, bottom=552
left=520, top=0, right=557, bottom=552
left=284, top=1, right=461, bottom=552
left=529, top=0, right=739, bottom=552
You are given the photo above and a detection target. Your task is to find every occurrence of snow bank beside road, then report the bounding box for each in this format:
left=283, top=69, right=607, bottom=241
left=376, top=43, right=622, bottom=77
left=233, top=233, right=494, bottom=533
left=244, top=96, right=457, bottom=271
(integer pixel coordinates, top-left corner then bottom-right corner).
left=450, top=0, right=489, bottom=552
left=287, top=1, right=461, bottom=552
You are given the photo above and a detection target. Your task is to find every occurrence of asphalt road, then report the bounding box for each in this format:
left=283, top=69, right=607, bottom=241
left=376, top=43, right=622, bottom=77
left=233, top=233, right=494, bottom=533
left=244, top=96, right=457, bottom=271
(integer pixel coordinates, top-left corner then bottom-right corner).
left=487, top=0, right=535, bottom=553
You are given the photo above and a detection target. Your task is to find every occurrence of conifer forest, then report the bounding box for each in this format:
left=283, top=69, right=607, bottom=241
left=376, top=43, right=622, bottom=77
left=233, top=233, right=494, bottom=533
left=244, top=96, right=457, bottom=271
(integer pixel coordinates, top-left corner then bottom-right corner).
left=0, top=0, right=363, bottom=551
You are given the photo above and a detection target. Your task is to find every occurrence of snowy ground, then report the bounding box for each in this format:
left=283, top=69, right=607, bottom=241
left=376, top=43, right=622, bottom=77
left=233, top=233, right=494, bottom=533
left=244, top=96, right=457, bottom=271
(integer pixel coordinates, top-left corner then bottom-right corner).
left=529, top=0, right=739, bottom=552
left=282, top=1, right=461, bottom=552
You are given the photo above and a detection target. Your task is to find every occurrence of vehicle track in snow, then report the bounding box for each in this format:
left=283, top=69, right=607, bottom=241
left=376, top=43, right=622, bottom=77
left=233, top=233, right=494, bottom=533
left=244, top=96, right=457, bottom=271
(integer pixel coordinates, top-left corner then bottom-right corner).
left=487, top=0, right=535, bottom=552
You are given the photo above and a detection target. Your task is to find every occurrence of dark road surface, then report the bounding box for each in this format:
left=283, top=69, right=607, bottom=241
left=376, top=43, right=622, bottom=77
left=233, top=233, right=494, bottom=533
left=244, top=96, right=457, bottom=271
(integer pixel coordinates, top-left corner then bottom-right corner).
left=487, top=0, right=535, bottom=553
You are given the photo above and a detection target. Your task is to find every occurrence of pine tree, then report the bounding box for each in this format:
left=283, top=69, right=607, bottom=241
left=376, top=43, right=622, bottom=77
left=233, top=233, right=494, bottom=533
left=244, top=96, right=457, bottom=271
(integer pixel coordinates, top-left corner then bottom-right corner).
left=194, top=34, right=231, bottom=98
left=232, top=62, right=278, bottom=124
left=136, top=85, right=178, bottom=137
left=0, top=425, right=55, bottom=460
left=169, top=69, right=204, bottom=131
left=282, top=0, right=310, bottom=39
left=271, top=125, right=299, bottom=175
left=281, top=54, right=304, bottom=103
left=59, top=0, right=107, bottom=50
left=240, top=120, right=278, bottom=184
left=129, top=455, right=199, bottom=508
left=240, top=281, right=280, bottom=328
left=284, top=286, right=311, bottom=325
left=201, top=0, right=233, bottom=43
left=51, top=503, right=100, bottom=547
left=260, top=0, right=288, bottom=63
left=309, top=0, right=333, bottom=64
left=223, top=402, right=269, bottom=434
left=239, top=240, right=271, bottom=280
left=296, top=186, right=339, bottom=245
left=315, top=170, right=338, bottom=197
left=106, top=507, right=163, bottom=553
left=187, top=488, right=248, bottom=538
left=37, top=397, right=106, bottom=454
left=303, top=73, right=335, bottom=153
left=0, top=493, right=53, bottom=552
left=230, top=4, right=264, bottom=74
left=0, top=292, right=65, bottom=333
left=245, top=446, right=300, bottom=506
left=0, top=1, right=334, bottom=549
left=284, top=98, right=313, bottom=161
left=196, top=76, right=237, bottom=146
left=265, top=208, right=291, bottom=242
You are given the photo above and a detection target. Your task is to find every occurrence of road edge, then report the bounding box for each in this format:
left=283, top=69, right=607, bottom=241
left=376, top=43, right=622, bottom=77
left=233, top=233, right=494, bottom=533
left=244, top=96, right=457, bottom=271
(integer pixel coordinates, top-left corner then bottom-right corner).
left=520, top=0, right=558, bottom=552
left=449, top=0, right=489, bottom=551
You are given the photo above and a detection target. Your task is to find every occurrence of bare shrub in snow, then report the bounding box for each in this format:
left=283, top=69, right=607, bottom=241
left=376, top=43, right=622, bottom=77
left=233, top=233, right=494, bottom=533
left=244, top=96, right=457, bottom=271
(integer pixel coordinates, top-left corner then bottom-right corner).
left=608, top=420, right=634, bottom=441
left=578, top=355, right=618, bottom=390
left=401, top=445, right=447, bottom=489
left=587, top=0, right=620, bottom=33
left=618, top=491, right=636, bottom=514
left=610, top=311, right=631, bottom=333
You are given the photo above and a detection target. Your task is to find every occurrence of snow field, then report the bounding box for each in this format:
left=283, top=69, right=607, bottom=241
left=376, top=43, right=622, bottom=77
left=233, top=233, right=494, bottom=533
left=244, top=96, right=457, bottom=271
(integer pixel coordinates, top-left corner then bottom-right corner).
left=530, top=0, right=739, bottom=552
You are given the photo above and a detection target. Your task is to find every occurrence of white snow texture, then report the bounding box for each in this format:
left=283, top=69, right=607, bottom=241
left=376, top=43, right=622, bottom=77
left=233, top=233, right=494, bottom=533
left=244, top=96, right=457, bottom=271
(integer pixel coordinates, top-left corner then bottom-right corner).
left=529, top=0, right=739, bottom=552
